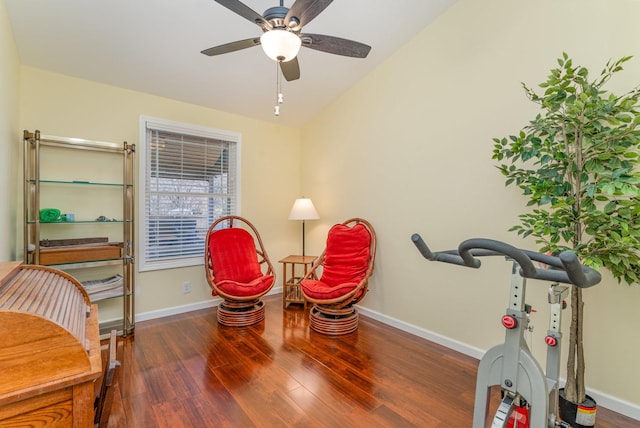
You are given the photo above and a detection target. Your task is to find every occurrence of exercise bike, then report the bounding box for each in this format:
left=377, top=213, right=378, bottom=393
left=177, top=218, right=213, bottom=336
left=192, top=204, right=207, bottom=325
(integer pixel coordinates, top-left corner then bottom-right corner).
left=411, top=234, right=601, bottom=428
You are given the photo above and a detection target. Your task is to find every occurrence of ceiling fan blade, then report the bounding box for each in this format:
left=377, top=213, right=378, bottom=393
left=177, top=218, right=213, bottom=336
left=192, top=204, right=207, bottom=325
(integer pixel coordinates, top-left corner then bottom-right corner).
left=214, top=0, right=271, bottom=30
left=301, top=34, right=371, bottom=58
left=280, top=58, right=301, bottom=81
left=201, top=38, right=261, bottom=56
left=285, top=0, right=333, bottom=29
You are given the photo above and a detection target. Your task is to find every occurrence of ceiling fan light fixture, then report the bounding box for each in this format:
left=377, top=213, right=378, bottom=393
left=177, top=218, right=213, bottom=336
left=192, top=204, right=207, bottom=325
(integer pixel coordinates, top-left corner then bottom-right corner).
left=260, top=29, right=301, bottom=62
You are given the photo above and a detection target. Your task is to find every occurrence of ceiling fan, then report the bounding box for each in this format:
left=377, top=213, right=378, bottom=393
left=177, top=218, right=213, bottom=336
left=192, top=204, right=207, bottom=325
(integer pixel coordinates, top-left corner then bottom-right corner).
left=201, top=0, right=372, bottom=82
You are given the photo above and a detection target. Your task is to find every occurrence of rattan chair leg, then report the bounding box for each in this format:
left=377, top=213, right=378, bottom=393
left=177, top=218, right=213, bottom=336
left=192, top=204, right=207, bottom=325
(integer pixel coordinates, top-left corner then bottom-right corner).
left=217, top=299, right=265, bottom=327
left=309, top=305, right=358, bottom=335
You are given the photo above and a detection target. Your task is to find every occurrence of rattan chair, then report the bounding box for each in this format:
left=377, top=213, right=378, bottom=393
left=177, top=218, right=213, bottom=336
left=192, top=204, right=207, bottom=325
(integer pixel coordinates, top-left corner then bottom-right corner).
left=205, top=215, right=275, bottom=327
left=299, top=218, right=376, bottom=335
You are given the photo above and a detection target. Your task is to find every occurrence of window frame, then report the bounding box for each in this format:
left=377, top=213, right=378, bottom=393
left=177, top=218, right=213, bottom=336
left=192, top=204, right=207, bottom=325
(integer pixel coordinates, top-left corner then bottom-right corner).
left=138, top=116, right=241, bottom=272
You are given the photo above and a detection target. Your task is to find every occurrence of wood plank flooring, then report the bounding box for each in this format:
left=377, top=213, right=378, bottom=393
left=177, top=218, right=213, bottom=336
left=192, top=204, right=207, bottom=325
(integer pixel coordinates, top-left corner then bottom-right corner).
left=105, top=295, right=638, bottom=427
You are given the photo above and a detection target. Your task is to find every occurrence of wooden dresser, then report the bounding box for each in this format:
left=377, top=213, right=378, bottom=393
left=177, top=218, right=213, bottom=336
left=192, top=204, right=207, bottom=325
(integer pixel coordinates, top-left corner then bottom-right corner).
left=0, top=261, right=102, bottom=427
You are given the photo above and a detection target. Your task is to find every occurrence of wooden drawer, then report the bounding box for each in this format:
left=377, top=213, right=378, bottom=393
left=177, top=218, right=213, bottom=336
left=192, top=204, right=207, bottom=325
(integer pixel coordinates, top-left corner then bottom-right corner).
left=39, top=244, right=122, bottom=264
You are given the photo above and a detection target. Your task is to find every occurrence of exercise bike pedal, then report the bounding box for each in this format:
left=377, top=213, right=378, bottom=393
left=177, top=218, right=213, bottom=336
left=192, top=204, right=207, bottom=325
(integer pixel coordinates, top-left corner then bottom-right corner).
left=491, top=394, right=515, bottom=427
left=491, top=394, right=531, bottom=428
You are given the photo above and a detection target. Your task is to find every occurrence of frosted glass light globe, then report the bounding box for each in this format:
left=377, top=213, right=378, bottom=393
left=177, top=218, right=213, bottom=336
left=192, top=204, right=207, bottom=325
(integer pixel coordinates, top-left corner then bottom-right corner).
left=260, top=29, right=301, bottom=62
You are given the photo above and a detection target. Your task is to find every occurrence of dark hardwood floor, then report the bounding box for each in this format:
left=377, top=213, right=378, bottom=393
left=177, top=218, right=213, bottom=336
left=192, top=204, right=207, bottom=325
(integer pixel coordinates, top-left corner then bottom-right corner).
left=105, top=295, right=637, bottom=427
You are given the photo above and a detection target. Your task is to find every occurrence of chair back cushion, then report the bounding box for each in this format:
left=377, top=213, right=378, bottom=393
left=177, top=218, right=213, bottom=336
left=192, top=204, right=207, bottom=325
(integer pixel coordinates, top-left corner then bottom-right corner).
left=320, top=223, right=372, bottom=286
left=208, top=228, right=262, bottom=283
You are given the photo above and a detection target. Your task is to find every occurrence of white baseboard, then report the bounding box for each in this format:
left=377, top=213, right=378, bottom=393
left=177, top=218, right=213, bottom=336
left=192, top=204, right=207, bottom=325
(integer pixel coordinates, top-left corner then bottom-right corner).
left=357, top=305, right=640, bottom=422
left=129, top=290, right=639, bottom=422
left=356, top=305, right=486, bottom=360
left=582, top=390, right=640, bottom=422
left=134, top=286, right=283, bottom=323
left=136, top=298, right=219, bottom=322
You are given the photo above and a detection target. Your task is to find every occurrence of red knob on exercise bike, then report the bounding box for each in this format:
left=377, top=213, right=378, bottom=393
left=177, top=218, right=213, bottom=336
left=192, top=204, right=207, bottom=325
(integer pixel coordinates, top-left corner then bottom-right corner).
left=501, top=315, right=517, bottom=329
left=545, top=335, right=558, bottom=347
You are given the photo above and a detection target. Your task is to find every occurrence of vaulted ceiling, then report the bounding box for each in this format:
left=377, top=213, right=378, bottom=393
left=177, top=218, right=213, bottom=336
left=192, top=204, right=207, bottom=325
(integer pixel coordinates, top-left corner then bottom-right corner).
left=5, top=0, right=457, bottom=127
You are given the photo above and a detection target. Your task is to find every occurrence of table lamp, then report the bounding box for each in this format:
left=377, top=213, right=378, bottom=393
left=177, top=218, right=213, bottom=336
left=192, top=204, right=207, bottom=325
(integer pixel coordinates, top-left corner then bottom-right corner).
left=288, top=198, right=319, bottom=256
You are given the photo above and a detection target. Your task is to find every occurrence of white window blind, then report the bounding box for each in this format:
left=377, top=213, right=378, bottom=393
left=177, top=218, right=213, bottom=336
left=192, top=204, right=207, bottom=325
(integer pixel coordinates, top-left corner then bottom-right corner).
left=139, top=117, right=240, bottom=271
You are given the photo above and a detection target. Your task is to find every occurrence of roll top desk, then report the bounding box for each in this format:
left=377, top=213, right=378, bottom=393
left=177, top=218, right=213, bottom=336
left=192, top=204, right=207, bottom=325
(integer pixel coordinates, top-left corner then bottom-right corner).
left=0, top=261, right=102, bottom=426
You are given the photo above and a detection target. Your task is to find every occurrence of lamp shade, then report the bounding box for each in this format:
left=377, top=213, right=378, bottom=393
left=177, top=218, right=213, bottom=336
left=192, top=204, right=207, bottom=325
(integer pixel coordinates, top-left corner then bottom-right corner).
left=288, top=198, right=320, bottom=220
left=260, top=29, right=301, bottom=62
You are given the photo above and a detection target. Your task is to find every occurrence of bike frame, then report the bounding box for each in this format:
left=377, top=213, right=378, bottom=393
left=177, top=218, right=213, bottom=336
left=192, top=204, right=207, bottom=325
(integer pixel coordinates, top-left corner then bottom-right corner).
left=473, top=263, right=569, bottom=428
left=410, top=234, right=598, bottom=428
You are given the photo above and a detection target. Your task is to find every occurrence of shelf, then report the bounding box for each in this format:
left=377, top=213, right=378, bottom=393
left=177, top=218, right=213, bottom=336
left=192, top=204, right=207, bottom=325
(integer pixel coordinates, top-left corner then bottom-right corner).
left=47, top=258, right=129, bottom=270
left=285, top=285, right=305, bottom=302
left=29, top=179, right=126, bottom=187
left=279, top=255, right=316, bottom=309
left=37, top=133, right=125, bottom=153
left=24, top=129, right=136, bottom=337
left=30, top=220, right=129, bottom=224
left=82, top=274, right=125, bottom=303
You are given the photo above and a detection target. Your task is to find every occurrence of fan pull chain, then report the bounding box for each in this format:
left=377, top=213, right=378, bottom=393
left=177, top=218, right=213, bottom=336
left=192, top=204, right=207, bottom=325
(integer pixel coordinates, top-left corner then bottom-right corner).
left=274, top=62, right=284, bottom=116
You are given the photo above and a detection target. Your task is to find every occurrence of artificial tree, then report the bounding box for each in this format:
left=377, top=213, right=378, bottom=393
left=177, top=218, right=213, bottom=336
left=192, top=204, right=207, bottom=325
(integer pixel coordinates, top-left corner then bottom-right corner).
left=492, top=53, right=640, bottom=407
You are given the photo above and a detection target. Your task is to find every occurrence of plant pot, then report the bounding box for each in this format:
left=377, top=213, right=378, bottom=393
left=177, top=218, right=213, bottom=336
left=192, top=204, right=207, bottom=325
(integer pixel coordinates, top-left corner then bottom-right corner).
left=559, top=388, right=597, bottom=427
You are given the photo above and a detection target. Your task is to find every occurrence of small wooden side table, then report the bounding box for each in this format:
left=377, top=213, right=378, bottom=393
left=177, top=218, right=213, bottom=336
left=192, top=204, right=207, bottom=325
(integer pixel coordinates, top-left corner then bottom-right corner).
left=278, top=255, right=316, bottom=309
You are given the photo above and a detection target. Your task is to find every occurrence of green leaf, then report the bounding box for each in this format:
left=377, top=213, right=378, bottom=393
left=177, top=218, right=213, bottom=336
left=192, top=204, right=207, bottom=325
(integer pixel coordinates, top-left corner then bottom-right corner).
left=604, top=201, right=617, bottom=214
left=493, top=53, right=640, bottom=286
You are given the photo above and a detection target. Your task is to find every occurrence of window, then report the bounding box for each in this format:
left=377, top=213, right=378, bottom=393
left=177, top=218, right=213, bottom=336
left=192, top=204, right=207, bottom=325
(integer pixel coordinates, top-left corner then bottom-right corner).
left=139, top=116, right=240, bottom=271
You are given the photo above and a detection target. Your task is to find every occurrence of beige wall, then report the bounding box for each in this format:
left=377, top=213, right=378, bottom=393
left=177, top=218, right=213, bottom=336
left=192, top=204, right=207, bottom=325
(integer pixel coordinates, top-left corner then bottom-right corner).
left=0, top=0, right=19, bottom=260
left=302, top=0, right=640, bottom=415
left=18, top=66, right=303, bottom=319
left=3, top=0, right=639, bottom=419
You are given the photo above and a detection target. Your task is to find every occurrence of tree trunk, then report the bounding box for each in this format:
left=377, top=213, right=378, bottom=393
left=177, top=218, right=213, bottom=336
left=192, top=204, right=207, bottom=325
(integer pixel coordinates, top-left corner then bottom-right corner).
left=565, top=285, right=586, bottom=404
left=576, top=286, right=586, bottom=403
left=565, top=284, right=578, bottom=403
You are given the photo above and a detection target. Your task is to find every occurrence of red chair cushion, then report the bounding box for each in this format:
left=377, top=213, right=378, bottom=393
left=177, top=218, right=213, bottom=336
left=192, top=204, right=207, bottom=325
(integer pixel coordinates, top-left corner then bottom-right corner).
left=302, top=223, right=371, bottom=300
left=216, top=275, right=274, bottom=297
left=208, top=228, right=270, bottom=296
left=300, top=279, right=361, bottom=300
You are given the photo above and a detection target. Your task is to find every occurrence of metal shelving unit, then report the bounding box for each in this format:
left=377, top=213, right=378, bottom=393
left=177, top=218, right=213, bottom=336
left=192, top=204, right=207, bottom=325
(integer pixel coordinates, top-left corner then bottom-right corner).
left=23, top=130, right=135, bottom=336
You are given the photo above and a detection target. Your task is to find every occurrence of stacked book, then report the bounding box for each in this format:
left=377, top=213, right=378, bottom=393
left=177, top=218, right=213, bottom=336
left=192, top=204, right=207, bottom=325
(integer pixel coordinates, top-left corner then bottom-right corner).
left=81, top=274, right=124, bottom=302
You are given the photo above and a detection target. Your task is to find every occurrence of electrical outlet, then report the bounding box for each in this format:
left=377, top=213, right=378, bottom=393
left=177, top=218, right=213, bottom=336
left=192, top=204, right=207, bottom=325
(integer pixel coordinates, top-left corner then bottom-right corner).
left=182, top=281, right=191, bottom=294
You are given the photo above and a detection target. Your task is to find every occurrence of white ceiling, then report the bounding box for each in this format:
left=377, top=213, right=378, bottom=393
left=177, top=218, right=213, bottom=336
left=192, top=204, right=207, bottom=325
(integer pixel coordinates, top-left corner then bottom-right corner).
left=5, top=0, right=457, bottom=127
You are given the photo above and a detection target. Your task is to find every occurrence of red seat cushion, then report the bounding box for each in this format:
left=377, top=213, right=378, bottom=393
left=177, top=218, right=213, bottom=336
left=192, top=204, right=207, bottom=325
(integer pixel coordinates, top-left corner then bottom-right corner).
left=216, top=275, right=274, bottom=297
left=301, top=223, right=371, bottom=300
left=208, top=228, right=273, bottom=296
left=300, top=279, right=361, bottom=300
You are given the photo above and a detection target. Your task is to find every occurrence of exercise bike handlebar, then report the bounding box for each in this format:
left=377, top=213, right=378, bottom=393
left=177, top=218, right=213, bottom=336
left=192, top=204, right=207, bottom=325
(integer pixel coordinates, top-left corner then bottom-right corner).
left=411, top=234, right=601, bottom=288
